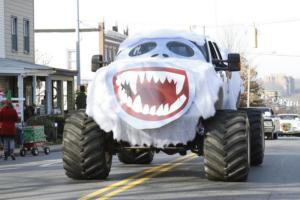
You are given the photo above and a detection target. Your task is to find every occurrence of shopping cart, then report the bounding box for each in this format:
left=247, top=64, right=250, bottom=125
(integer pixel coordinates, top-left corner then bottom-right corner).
left=20, top=126, right=50, bottom=156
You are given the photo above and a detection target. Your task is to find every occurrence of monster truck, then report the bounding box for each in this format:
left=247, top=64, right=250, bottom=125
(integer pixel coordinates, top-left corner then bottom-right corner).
left=63, top=31, right=264, bottom=181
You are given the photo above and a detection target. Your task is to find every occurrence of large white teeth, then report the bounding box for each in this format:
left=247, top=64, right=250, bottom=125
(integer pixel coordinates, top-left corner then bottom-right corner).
left=153, top=74, right=159, bottom=83
left=132, top=95, right=142, bottom=113
left=122, top=95, right=187, bottom=116
left=158, top=72, right=167, bottom=83
left=169, top=94, right=187, bottom=113
left=138, top=72, right=145, bottom=83
left=146, top=71, right=153, bottom=82
left=149, top=105, right=156, bottom=115
left=142, top=104, right=150, bottom=115
left=116, top=69, right=187, bottom=116
left=118, top=87, right=127, bottom=104
left=117, top=71, right=185, bottom=95
left=176, top=75, right=185, bottom=95
left=163, top=104, right=169, bottom=115
left=127, top=96, right=133, bottom=108
left=156, top=104, right=164, bottom=116
left=167, top=75, right=173, bottom=83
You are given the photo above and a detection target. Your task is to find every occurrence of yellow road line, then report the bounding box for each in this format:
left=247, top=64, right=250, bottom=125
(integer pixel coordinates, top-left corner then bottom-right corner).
left=80, top=154, right=196, bottom=200
left=96, top=155, right=197, bottom=200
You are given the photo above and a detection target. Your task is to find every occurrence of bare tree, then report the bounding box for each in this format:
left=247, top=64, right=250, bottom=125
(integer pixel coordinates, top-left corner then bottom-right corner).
left=218, top=27, right=264, bottom=107
left=35, top=49, right=52, bottom=66
left=239, top=57, right=264, bottom=107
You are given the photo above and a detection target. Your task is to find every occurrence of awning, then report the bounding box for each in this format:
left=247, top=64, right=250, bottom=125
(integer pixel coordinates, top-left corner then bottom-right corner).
left=0, top=58, right=55, bottom=76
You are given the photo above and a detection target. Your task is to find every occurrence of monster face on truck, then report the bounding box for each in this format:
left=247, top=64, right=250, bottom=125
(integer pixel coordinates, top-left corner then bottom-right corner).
left=63, top=31, right=265, bottom=182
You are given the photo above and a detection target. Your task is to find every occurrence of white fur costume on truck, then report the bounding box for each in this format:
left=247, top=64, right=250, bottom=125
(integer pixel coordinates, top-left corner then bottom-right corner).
left=86, top=31, right=242, bottom=148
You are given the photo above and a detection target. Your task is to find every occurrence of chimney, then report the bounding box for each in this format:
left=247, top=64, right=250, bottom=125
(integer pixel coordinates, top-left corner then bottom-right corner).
left=123, top=26, right=129, bottom=36
left=112, top=25, right=118, bottom=32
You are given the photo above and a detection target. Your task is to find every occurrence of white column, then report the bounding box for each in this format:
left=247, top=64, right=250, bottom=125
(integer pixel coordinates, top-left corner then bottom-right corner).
left=17, top=75, right=24, bottom=122
left=32, top=76, right=37, bottom=105
left=46, top=76, right=52, bottom=114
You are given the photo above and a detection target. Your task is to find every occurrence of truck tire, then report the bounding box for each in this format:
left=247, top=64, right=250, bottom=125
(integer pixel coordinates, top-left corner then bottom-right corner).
left=203, top=110, right=250, bottom=182
left=245, top=109, right=265, bottom=166
left=273, top=132, right=278, bottom=140
left=63, top=110, right=112, bottom=180
left=118, top=149, right=154, bottom=164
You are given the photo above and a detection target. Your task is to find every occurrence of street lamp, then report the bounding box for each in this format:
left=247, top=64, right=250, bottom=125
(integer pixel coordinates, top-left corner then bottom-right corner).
left=76, top=0, right=81, bottom=87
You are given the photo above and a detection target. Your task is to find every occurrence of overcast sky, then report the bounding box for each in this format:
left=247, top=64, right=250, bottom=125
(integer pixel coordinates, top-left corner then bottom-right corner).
left=35, top=0, right=300, bottom=78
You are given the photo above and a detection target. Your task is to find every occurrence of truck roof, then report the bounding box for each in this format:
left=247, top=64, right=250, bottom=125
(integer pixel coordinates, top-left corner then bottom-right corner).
left=119, top=30, right=207, bottom=52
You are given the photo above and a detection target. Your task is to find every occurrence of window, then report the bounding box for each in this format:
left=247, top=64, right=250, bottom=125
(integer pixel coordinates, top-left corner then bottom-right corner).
left=208, top=42, right=218, bottom=60
left=191, top=41, right=209, bottom=62
left=213, top=42, right=222, bottom=60
left=23, top=19, right=30, bottom=53
left=129, top=42, right=157, bottom=57
left=105, top=47, right=109, bottom=63
left=167, top=41, right=194, bottom=57
left=11, top=16, right=18, bottom=51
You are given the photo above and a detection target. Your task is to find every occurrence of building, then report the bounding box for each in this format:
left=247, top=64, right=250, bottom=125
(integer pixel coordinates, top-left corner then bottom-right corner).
left=35, top=22, right=128, bottom=85
left=0, top=0, right=76, bottom=122
left=98, top=22, right=128, bottom=66
left=262, top=74, right=295, bottom=96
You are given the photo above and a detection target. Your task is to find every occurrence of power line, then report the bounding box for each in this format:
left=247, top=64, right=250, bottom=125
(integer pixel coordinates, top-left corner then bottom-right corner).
left=247, top=52, right=300, bottom=58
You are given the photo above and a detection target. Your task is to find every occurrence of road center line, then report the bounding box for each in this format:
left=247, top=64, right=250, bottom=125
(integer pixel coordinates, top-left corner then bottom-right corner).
left=80, top=154, right=197, bottom=200
left=96, top=155, right=197, bottom=200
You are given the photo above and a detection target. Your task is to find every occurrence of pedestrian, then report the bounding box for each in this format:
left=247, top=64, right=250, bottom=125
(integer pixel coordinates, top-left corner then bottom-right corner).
left=75, top=85, right=87, bottom=109
left=0, top=136, right=3, bottom=159
left=0, top=100, right=19, bottom=160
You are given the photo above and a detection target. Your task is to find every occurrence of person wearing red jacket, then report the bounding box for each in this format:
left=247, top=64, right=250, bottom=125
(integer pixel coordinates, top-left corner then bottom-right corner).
left=0, top=100, right=19, bottom=160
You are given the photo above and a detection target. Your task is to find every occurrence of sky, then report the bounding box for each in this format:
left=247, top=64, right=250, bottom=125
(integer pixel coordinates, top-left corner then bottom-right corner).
left=35, top=0, right=300, bottom=79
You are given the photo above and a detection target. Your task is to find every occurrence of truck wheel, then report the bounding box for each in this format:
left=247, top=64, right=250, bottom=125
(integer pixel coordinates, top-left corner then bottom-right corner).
left=203, top=110, right=250, bottom=182
left=63, top=110, right=112, bottom=180
left=118, top=149, right=154, bottom=164
left=245, top=110, right=265, bottom=166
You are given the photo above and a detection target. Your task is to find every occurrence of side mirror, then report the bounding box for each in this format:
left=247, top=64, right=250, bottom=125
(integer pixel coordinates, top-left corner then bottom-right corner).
left=227, top=53, right=241, bottom=71
left=91, top=55, right=103, bottom=72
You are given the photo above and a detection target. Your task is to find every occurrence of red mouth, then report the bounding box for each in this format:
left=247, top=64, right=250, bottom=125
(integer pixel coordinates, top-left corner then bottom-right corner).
left=113, top=67, right=189, bottom=121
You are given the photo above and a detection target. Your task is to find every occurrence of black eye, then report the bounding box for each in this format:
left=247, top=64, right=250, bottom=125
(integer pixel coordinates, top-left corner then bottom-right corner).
left=167, top=41, right=194, bottom=57
left=129, top=42, right=157, bottom=57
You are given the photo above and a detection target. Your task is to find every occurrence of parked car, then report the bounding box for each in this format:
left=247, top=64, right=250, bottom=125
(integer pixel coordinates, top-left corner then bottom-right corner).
left=278, top=114, right=300, bottom=136
left=249, top=107, right=280, bottom=139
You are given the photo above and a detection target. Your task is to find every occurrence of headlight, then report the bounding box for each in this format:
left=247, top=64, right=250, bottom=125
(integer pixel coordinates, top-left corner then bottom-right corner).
left=264, top=121, right=273, bottom=126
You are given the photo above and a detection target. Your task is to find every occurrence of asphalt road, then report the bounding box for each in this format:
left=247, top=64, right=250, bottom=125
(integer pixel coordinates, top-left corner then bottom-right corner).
left=1, top=137, right=300, bottom=200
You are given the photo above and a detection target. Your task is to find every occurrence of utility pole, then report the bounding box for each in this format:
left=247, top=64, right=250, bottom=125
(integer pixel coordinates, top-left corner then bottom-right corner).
left=247, top=24, right=258, bottom=107
left=76, top=0, right=81, bottom=87
left=247, top=66, right=251, bottom=107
